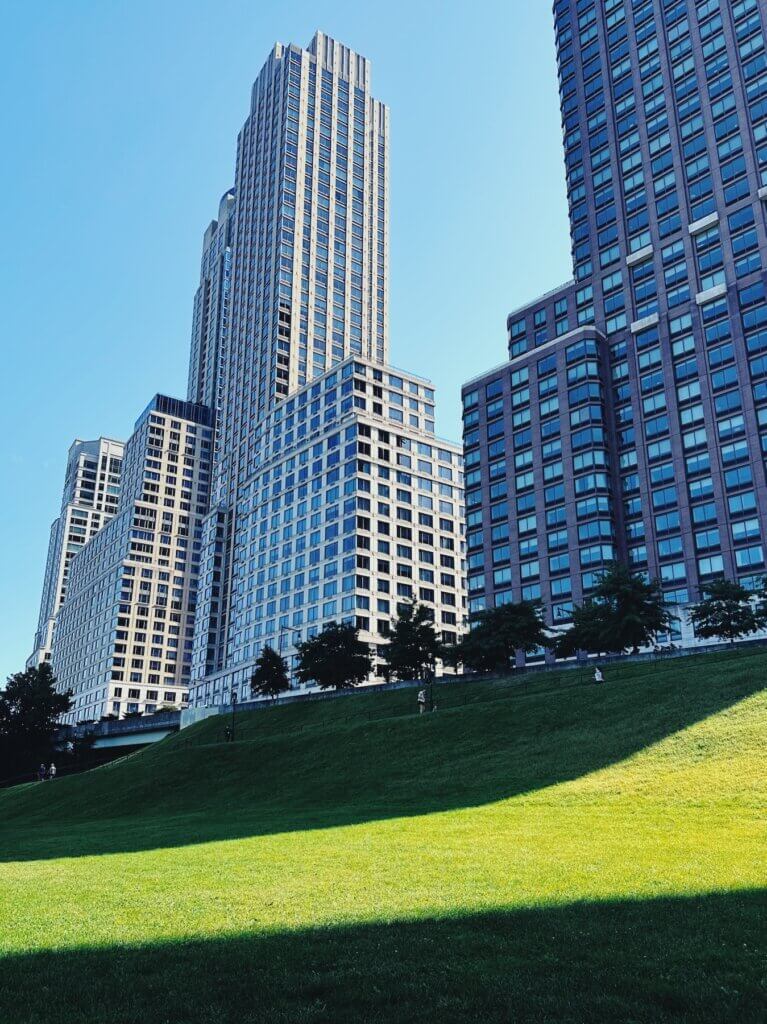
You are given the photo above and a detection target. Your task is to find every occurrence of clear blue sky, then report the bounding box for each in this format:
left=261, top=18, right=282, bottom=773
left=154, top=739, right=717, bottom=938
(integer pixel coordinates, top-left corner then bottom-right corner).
left=0, top=0, right=571, bottom=682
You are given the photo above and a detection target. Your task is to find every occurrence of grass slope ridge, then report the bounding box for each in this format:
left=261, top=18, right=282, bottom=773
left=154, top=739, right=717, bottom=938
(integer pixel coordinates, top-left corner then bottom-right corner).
left=0, top=649, right=765, bottom=1023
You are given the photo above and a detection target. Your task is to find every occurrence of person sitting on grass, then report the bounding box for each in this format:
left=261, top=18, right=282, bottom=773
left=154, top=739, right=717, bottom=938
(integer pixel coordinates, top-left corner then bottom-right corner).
left=594, top=666, right=604, bottom=685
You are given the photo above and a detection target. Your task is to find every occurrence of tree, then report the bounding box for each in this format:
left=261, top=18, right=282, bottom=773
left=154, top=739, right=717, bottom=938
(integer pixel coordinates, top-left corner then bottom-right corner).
left=385, top=602, right=443, bottom=681
left=596, top=562, right=673, bottom=652
left=458, top=600, right=548, bottom=673
left=250, top=645, right=290, bottom=699
left=295, top=621, right=372, bottom=690
left=690, top=578, right=764, bottom=643
left=556, top=563, right=672, bottom=656
left=553, top=600, right=613, bottom=658
left=0, top=663, right=71, bottom=779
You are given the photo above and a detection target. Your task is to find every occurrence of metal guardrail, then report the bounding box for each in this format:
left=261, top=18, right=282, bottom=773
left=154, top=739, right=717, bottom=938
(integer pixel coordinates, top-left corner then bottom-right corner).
left=198, top=637, right=767, bottom=720
left=57, top=711, right=181, bottom=743
left=22, top=638, right=767, bottom=764
left=175, top=641, right=767, bottom=749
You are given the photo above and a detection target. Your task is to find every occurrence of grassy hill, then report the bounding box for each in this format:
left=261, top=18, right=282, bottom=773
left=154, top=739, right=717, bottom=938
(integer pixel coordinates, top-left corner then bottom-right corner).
left=0, top=649, right=765, bottom=1023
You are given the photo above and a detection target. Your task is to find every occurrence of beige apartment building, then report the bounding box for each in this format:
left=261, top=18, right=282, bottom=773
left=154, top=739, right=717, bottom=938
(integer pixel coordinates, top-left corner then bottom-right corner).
left=27, top=437, right=124, bottom=668
left=51, top=396, right=212, bottom=724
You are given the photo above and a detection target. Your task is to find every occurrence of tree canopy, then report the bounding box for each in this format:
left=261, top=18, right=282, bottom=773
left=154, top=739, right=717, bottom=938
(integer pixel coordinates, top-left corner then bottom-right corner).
left=690, top=578, right=765, bottom=643
left=384, top=602, right=442, bottom=681
left=0, top=663, right=71, bottom=779
left=553, top=600, right=613, bottom=658
left=457, top=600, right=548, bottom=673
left=554, top=563, right=672, bottom=656
left=250, top=645, right=290, bottom=699
left=295, top=622, right=372, bottom=690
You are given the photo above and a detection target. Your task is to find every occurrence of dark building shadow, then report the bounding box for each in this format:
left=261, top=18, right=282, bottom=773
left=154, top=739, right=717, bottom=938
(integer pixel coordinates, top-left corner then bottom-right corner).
left=0, top=890, right=764, bottom=1023
left=0, top=652, right=763, bottom=863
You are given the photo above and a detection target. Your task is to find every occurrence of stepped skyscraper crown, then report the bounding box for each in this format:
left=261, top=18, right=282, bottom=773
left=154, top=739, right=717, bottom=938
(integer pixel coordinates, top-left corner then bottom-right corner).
left=212, top=30, right=389, bottom=507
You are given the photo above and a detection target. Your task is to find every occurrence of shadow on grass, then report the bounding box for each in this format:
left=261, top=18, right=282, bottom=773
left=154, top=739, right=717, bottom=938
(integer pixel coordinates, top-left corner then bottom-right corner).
left=1, top=890, right=764, bottom=1023
left=0, top=650, right=764, bottom=862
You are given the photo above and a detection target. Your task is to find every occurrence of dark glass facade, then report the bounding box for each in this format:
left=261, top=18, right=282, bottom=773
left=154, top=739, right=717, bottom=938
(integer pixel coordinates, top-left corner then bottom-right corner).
left=462, top=0, right=767, bottom=641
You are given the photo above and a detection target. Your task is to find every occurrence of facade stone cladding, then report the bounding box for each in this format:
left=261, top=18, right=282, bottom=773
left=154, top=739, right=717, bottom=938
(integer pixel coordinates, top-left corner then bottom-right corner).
left=27, top=437, right=124, bottom=669
left=52, top=397, right=213, bottom=723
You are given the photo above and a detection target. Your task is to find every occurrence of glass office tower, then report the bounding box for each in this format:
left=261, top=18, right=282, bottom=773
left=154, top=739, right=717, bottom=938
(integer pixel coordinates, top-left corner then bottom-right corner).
left=462, top=0, right=767, bottom=645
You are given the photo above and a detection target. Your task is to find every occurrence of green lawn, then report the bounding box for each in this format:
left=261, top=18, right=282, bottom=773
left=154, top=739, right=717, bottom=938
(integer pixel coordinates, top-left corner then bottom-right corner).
left=0, top=650, right=765, bottom=1022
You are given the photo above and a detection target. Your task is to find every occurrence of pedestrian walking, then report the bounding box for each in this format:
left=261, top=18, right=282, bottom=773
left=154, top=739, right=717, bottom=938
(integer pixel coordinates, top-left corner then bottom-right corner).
left=38, top=764, right=46, bottom=783
left=417, top=688, right=427, bottom=715
left=594, top=666, right=604, bottom=685
left=49, top=762, right=57, bottom=780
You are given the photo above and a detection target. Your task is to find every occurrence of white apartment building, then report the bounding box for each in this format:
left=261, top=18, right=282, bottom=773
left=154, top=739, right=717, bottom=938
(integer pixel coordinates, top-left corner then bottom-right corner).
left=191, top=356, right=465, bottom=705
left=52, top=396, right=213, bottom=724
left=27, top=437, right=124, bottom=668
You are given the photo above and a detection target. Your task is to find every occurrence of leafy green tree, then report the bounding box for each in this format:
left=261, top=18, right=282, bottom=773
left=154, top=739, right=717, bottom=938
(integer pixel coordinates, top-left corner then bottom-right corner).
left=554, top=564, right=672, bottom=656
left=451, top=624, right=504, bottom=673
left=385, top=602, right=443, bottom=681
left=691, top=579, right=765, bottom=643
left=595, top=562, right=672, bottom=652
left=0, top=663, right=71, bottom=779
left=579, top=563, right=672, bottom=654
left=250, top=645, right=290, bottom=699
left=295, top=622, right=372, bottom=690
left=553, top=600, right=613, bottom=658
left=458, top=600, right=548, bottom=673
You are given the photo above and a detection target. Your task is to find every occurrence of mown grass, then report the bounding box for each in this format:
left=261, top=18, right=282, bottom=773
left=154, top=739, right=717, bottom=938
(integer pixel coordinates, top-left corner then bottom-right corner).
left=0, top=649, right=765, bottom=1022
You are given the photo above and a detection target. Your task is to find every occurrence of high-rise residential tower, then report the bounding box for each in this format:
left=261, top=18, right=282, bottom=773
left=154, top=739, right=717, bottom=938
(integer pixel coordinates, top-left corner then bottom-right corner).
left=217, top=29, right=389, bottom=508
left=191, top=356, right=464, bottom=705
left=52, top=396, right=213, bottom=724
left=27, top=437, right=124, bottom=668
left=462, top=0, right=767, bottom=644
left=187, top=188, right=235, bottom=432
left=189, top=32, right=465, bottom=701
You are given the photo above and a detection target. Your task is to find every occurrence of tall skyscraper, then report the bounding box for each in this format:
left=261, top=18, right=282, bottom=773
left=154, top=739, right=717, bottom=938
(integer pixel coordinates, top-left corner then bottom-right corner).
left=217, top=29, right=389, bottom=508
left=189, top=32, right=465, bottom=701
left=462, top=0, right=767, bottom=643
left=27, top=437, right=124, bottom=668
left=52, top=396, right=213, bottom=724
left=187, top=188, right=235, bottom=432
